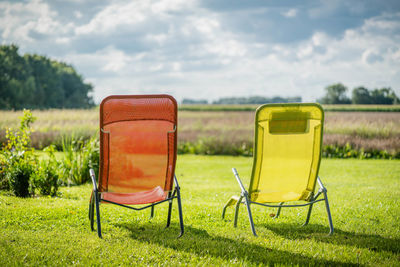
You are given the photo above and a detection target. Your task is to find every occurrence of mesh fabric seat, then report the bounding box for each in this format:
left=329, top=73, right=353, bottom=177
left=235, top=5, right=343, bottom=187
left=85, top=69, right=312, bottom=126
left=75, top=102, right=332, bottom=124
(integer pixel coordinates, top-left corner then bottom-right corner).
left=89, top=95, right=184, bottom=238
left=222, top=103, right=333, bottom=236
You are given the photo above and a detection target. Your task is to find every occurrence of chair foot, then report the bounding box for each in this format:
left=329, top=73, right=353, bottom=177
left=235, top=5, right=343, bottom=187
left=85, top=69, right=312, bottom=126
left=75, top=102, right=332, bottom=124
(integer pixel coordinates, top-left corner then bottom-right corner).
left=175, top=176, right=184, bottom=238
left=323, top=191, right=334, bottom=235
left=166, top=199, right=173, bottom=228
left=302, top=203, right=314, bottom=226
left=94, top=192, right=102, bottom=238
left=244, top=195, right=257, bottom=236
left=149, top=204, right=154, bottom=219
left=273, top=202, right=284, bottom=219
left=233, top=196, right=243, bottom=227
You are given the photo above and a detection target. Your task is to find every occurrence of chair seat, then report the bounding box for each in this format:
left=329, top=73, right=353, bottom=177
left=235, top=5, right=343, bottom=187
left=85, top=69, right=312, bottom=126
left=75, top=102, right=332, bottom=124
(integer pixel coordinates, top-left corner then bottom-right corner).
left=101, top=186, right=168, bottom=205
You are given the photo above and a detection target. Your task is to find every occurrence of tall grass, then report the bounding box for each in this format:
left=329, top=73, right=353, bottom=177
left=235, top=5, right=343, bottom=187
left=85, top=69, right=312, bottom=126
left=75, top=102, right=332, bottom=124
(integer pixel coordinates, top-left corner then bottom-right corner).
left=61, top=136, right=99, bottom=185
left=0, top=109, right=399, bottom=157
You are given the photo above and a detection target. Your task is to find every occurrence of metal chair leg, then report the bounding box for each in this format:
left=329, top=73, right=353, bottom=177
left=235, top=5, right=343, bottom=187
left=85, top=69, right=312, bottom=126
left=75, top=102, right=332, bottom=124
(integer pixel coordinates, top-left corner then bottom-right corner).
left=166, top=197, right=173, bottom=228
left=222, top=205, right=228, bottom=219
left=323, top=190, right=334, bottom=235
left=89, top=192, right=95, bottom=231
left=176, top=186, right=184, bottom=237
left=273, top=202, right=284, bottom=219
left=94, top=191, right=102, bottom=238
left=222, top=198, right=237, bottom=219
left=303, top=203, right=314, bottom=226
left=234, top=196, right=243, bottom=227
left=174, top=176, right=184, bottom=237
left=150, top=204, right=154, bottom=219
left=244, top=195, right=257, bottom=236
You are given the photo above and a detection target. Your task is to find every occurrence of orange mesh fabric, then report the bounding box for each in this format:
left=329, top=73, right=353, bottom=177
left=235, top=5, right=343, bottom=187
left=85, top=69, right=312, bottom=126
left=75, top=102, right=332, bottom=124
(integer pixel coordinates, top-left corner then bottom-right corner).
left=101, top=186, right=167, bottom=205
left=98, top=95, right=177, bottom=204
left=102, top=96, right=176, bottom=125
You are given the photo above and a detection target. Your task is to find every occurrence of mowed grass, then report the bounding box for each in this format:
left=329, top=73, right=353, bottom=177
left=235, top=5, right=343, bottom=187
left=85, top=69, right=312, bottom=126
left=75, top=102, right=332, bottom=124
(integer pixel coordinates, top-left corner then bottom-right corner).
left=0, top=155, right=399, bottom=266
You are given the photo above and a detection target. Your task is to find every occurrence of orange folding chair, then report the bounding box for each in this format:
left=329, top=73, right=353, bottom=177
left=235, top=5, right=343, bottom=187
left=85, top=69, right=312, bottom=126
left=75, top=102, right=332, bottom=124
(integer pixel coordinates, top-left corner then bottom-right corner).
left=88, top=95, right=184, bottom=238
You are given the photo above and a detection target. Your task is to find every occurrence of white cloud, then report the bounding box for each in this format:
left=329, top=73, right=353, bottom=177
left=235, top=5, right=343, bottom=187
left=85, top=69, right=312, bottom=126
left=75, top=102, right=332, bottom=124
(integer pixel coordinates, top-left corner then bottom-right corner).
left=1, top=1, right=399, bottom=103
left=0, top=0, right=70, bottom=42
left=74, top=11, right=82, bottom=19
left=282, top=8, right=298, bottom=18
left=75, top=0, right=197, bottom=35
left=70, top=11, right=400, bottom=102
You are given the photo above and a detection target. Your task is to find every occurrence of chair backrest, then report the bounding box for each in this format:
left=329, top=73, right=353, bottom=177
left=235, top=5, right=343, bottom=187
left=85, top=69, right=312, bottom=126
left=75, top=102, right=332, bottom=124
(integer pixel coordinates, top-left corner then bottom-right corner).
left=249, top=103, right=324, bottom=203
left=98, top=95, right=177, bottom=194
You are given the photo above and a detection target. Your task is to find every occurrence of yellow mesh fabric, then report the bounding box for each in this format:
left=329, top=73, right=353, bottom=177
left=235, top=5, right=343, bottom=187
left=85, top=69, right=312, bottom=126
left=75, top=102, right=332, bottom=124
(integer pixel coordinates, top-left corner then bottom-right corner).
left=249, top=104, right=324, bottom=203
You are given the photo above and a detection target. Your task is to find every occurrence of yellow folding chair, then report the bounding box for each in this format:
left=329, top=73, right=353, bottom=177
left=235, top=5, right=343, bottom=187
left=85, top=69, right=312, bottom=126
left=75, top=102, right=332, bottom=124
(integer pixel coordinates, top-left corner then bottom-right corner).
left=222, top=103, right=333, bottom=236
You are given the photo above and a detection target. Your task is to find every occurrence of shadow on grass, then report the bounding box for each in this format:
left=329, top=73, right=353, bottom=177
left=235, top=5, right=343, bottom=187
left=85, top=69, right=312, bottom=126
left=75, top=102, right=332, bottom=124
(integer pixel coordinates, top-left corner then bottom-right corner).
left=114, top=222, right=355, bottom=266
left=259, top=222, right=400, bottom=254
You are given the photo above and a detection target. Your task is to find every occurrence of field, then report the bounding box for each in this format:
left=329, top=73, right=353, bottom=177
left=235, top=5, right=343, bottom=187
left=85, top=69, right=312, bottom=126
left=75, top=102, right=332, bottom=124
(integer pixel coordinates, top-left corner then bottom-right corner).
left=1, top=107, right=399, bottom=157
left=0, top=155, right=399, bottom=266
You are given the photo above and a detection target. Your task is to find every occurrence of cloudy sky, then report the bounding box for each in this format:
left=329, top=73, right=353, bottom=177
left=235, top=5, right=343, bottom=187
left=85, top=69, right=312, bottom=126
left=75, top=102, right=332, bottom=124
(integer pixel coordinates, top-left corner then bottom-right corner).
left=1, top=0, right=400, bottom=103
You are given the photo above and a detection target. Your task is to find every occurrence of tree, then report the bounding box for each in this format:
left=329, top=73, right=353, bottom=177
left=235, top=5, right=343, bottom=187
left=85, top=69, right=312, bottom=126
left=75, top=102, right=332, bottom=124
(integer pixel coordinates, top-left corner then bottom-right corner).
left=370, top=88, right=399, bottom=104
left=0, top=44, right=34, bottom=109
left=351, top=86, right=399, bottom=104
left=318, top=83, right=351, bottom=104
left=0, top=44, right=94, bottom=109
left=212, top=96, right=301, bottom=104
left=182, top=98, right=208, bottom=104
left=352, top=86, right=371, bottom=104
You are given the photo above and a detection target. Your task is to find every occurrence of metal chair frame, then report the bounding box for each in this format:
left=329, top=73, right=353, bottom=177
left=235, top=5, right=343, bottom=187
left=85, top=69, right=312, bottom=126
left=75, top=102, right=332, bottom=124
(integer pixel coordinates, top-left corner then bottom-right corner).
left=89, top=169, right=184, bottom=238
left=222, top=168, right=334, bottom=236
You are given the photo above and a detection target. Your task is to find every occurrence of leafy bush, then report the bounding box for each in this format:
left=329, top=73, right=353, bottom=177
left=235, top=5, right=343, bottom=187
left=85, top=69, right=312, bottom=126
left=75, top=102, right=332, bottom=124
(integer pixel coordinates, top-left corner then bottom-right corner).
left=0, top=110, right=37, bottom=197
left=177, top=139, right=398, bottom=159
left=5, top=159, right=35, bottom=197
left=31, top=145, right=60, bottom=196
left=61, top=136, right=99, bottom=185
left=323, top=144, right=399, bottom=159
left=0, top=110, right=63, bottom=197
left=178, top=138, right=253, bottom=156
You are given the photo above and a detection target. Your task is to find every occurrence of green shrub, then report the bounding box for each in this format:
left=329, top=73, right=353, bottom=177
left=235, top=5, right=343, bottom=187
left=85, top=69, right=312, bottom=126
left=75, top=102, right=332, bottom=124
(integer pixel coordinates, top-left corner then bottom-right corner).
left=6, top=159, right=35, bottom=197
left=61, top=136, right=99, bottom=185
left=32, top=145, right=60, bottom=196
left=0, top=110, right=63, bottom=197
left=322, top=143, right=398, bottom=159
left=0, top=110, right=37, bottom=197
left=178, top=138, right=253, bottom=156
left=177, top=139, right=398, bottom=159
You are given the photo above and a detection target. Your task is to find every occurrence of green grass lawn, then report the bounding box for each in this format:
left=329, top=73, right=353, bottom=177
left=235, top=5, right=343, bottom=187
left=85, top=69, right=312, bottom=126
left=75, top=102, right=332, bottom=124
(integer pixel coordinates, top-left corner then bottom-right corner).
left=0, top=156, right=399, bottom=266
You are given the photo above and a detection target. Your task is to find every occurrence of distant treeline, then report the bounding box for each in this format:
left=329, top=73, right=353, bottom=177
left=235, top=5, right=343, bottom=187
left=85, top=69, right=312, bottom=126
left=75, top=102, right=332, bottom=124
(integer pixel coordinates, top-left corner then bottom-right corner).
left=182, top=96, right=302, bottom=105
left=183, top=84, right=399, bottom=105
left=318, top=83, right=399, bottom=105
left=0, top=44, right=94, bottom=110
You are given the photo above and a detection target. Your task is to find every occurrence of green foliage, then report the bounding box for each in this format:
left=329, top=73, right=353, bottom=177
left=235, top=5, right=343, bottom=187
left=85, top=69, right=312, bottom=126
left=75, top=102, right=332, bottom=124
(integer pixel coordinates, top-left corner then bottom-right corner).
left=0, top=110, right=63, bottom=197
left=319, top=83, right=399, bottom=105
left=61, top=136, right=99, bottom=185
left=322, top=105, right=400, bottom=112
left=179, top=104, right=400, bottom=112
left=323, top=143, right=399, bottom=159
left=212, top=96, right=302, bottom=104
left=352, top=86, right=399, bottom=104
left=0, top=110, right=37, bottom=196
left=5, top=159, right=35, bottom=197
left=0, top=44, right=94, bottom=110
left=31, top=145, right=60, bottom=196
left=182, top=98, right=209, bottom=104
left=177, top=139, right=399, bottom=159
left=318, top=83, right=352, bottom=104
left=178, top=138, right=253, bottom=156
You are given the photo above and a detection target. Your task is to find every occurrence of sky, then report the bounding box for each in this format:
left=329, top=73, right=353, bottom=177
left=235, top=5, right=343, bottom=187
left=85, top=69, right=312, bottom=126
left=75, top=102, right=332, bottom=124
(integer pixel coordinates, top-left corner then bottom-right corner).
left=1, top=0, right=400, bottom=103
